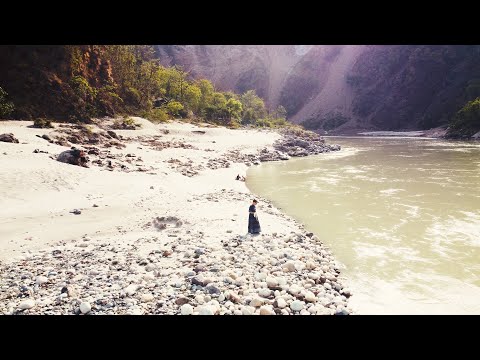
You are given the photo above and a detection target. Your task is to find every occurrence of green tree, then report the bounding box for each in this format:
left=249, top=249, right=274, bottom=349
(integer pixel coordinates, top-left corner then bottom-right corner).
left=240, top=90, right=267, bottom=124
left=0, top=87, right=15, bottom=118
left=226, top=98, right=243, bottom=121
left=166, top=101, right=184, bottom=117
left=448, top=97, right=480, bottom=137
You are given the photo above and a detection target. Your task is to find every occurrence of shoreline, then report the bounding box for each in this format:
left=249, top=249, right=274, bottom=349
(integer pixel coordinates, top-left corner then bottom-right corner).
left=0, top=119, right=352, bottom=315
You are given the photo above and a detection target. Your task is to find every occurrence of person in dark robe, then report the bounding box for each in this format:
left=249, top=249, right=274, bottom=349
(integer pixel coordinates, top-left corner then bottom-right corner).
left=248, top=199, right=261, bottom=234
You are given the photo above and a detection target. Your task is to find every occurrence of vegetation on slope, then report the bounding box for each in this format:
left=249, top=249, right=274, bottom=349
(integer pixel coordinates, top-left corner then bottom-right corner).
left=0, top=45, right=288, bottom=129
left=446, top=97, right=480, bottom=138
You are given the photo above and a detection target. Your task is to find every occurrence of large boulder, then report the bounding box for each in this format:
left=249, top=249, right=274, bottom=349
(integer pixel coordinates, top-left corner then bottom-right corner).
left=57, top=147, right=89, bottom=167
left=0, top=133, right=19, bottom=143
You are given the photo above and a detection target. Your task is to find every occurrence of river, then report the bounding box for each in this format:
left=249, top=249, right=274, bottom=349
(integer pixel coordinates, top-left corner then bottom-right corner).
left=246, top=137, right=480, bottom=314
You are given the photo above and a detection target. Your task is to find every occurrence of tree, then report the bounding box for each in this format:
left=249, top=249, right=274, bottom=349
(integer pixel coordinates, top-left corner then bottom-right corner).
left=448, top=97, right=480, bottom=137
left=240, top=90, right=267, bottom=124
left=0, top=87, right=14, bottom=118
left=226, top=98, right=242, bottom=121
left=166, top=101, right=184, bottom=117
left=184, top=84, right=201, bottom=112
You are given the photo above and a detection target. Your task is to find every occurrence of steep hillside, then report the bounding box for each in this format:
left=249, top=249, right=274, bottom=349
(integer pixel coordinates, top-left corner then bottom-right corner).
left=0, top=45, right=114, bottom=121
left=155, top=45, right=480, bottom=135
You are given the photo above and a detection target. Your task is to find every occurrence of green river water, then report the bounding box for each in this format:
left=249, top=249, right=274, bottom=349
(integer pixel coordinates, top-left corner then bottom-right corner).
left=246, top=137, right=480, bottom=314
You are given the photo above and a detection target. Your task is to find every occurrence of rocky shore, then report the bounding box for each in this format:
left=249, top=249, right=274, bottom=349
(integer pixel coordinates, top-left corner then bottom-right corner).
left=0, top=118, right=350, bottom=315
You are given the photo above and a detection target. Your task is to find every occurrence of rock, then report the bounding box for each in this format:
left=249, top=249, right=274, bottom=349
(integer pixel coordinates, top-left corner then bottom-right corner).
left=57, top=148, right=88, bottom=168
left=71, top=209, right=82, bottom=215
left=259, top=288, right=272, bottom=298
left=145, top=264, right=155, bottom=272
left=93, top=204, right=99, bottom=207
left=125, top=284, right=138, bottom=296
left=19, top=299, right=36, bottom=310
left=227, top=292, right=241, bottom=304
left=194, top=264, right=206, bottom=273
left=175, top=297, right=190, bottom=305
left=218, top=293, right=225, bottom=302
left=0, top=133, right=19, bottom=143
left=234, top=310, right=243, bottom=315
left=181, top=304, right=193, bottom=315
left=255, top=272, right=267, bottom=281
left=306, top=232, right=314, bottom=238
left=259, top=306, right=275, bottom=315
left=266, top=277, right=278, bottom=288
left=61, top=286, right=78, bottom=298
left=107, top=130, right=119, bottom=139
left=305, top=291, right=317, bottom=302
left=284, top=261, right=296, bottom=272
left=206, top=284, right=221, bottom=295
left=250, top=298, right=264, bottom=307
left=300, top=309, right=310, bottom=315
left=324, top=283, right=332, bottom=290
left=194, top=248, right=205, bottom=255
left=276, top=298, right=287, bottom=309
left=80, top=302, right=91, bottom=314
left=288, top=285, right=301, bottom=295
left=242, top=307, right=253, bottom=315
left=335, top=309, right=349, bottom=315
left=35, top=276, right=48, bottom=285
left=199, top=306, right=214, bottom=315
left=195, top=295, right=205, bottom=304
left=290, top=300, right=304, bottom=312
left=191, top=276, right=211, bottom=287
left=141, top=294, right=154, bottom=302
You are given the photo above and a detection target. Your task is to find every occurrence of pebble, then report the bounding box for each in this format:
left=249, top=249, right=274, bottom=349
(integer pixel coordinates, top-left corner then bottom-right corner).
left=36, top=276, right=48, bottom=285
left=19, top=299, right=36, bottom=310
left=266, top=277, right=278, bottom=288
left=181, top=304, right=193, bottom=315
left=259, top=306, right=275, bottom=315
left=290, top=300, right=304, bottom=311
left=258, top=289, right=272, bottom=298
left=304, top=291, right=317, bottom=302
left=175, top=297, right=190, bottom=305
left=199, top=306, right=214, bottom=315
left=79, top=302, right=91, bottom=314
left=284, top=261, right=296, bottom=272
left=125, top=284, right=138, bottom=296
left=250, top=298, right=264, bottom=307
left=242, top=307, right=253, bottom=315
left=141, top=293, right=155, bottom=302
left=276, top=298, right=287, bottom=309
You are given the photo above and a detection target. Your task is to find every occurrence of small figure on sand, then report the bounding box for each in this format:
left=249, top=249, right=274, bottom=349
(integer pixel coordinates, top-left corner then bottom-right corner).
left=236, top=174, right=246, bottom=181
left=248, top=199, right=261, bottom=234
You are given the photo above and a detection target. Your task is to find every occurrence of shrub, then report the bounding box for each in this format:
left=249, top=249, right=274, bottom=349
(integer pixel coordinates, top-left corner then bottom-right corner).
left=0, top=87, right=15, bottom=118
left=112, top=116, right=141, bottom=130
left=143, top=108, right=170, bottom=123
left=33, top=118, right=54, bottom=128
left=447, top=97, right=480, bottom=137
left=166, top=101, right=184, bottom=117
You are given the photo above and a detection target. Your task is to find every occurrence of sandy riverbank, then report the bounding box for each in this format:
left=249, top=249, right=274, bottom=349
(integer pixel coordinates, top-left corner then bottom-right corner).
left=0, top=119, right=352, bottom=315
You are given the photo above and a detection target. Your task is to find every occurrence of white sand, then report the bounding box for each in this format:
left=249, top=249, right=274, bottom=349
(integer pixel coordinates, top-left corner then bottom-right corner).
left=0, top=119, right=285, bottom=262
left=0, top=119, right=353, bottom=315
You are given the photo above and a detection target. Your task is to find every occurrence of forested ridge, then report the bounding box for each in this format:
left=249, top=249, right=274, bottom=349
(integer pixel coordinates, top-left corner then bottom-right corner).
left=0, top=45, right=287, bottom=128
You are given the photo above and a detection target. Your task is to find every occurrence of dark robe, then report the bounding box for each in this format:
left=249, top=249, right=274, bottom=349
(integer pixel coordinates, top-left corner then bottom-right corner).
left=248, top=204, right=261, bottom=234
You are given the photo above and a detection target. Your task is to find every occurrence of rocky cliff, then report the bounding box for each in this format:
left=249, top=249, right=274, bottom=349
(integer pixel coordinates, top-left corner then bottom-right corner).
left=155, top=45, right=480, bottom=134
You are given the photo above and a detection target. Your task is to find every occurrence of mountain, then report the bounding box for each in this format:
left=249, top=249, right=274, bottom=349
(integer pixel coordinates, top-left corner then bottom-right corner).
left=155, top=45, right=480, bottom=133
